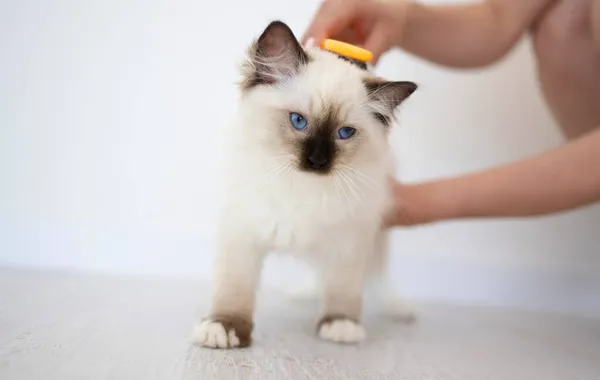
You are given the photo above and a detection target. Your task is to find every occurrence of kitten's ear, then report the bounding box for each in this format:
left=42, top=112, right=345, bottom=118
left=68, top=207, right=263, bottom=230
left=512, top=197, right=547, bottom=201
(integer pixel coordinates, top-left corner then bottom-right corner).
left=363, top=80, right=418, bottom=125
left=242, top=21, right=309, bottom=89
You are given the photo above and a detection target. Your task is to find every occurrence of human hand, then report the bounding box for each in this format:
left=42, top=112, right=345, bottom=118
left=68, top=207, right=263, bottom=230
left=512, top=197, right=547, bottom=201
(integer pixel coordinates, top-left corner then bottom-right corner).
left=302, top=0, right=410, bottom=64
left=384, top=178, right=451, bottom=227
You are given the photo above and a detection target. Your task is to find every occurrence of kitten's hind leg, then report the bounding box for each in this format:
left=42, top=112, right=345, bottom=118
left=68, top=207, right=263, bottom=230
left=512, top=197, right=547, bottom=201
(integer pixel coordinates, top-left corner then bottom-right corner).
left=192, top=236, right=266, bottom=349
left=367, top=230, right=417, bottom=322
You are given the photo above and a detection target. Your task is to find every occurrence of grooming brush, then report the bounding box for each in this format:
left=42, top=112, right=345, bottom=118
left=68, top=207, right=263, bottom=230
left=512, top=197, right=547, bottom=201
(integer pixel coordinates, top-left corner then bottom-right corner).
left=319, top=39, right=374, bottom=71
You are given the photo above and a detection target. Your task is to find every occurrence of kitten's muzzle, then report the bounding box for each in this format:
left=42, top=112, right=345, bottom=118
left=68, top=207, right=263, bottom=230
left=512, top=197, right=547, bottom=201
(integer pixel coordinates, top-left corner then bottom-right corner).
left=300, top=136, right=335, bottom=173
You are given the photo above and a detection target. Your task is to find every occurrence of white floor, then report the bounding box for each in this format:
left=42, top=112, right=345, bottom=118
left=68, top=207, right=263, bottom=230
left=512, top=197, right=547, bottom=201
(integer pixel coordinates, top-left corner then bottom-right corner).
left=0, top=268, right=598, bottom=380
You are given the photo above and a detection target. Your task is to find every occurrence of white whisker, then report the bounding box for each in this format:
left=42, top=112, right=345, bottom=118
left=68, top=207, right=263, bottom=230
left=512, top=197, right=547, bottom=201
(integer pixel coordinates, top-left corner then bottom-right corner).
left=333, top=170, right=352, bottom=214
left=254, top=162, right=291, bottom=192
left=340, top=165, right=380, bottom=194
left=338, top=170, right=371, bottom=221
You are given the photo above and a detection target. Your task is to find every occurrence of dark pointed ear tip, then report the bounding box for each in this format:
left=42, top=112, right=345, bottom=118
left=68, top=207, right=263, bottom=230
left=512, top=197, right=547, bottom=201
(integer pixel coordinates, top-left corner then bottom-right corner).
left=400, top=81, right=418, bottom=94
left=267, top=20, right=288, bottom=28
left=262, top=20, right=293, bottom=35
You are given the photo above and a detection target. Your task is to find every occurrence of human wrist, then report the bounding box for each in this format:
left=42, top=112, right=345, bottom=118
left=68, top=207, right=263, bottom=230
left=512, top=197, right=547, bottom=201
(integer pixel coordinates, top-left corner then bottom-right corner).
left=419, top=179, right=466, bottom=223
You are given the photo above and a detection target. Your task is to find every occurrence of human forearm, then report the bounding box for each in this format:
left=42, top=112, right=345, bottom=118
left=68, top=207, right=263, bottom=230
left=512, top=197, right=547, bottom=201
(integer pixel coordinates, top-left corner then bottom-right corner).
left=398, top=0, right=547, bottom=68
left=399, top=1, right=506, bottom=67
left=429, top=128, right=600, bottom=220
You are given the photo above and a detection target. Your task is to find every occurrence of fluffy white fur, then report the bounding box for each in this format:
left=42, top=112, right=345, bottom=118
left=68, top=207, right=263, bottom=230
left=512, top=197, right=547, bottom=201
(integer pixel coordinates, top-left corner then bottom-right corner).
left=194, top=21, right=416, bottom=349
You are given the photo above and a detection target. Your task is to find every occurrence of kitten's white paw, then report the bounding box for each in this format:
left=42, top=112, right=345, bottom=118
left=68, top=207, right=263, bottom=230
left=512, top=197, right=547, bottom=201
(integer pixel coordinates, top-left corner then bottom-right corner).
left=318, top=317, right=366, bottom=344
left=192, top=316, right=252, bottom=349
left=192, top=320, right=239, bottom=349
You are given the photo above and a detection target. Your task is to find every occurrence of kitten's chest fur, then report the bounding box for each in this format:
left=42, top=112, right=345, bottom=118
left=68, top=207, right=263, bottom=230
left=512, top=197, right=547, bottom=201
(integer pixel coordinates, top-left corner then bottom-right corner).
left=221, top=148, right=393, bottom=261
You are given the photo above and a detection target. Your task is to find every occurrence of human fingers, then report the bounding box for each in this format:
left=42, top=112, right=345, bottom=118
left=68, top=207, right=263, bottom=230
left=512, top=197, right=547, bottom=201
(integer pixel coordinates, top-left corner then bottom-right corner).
left=302, top=0, right=360, bottom=48
left=363, top=24, right=391, bottom=64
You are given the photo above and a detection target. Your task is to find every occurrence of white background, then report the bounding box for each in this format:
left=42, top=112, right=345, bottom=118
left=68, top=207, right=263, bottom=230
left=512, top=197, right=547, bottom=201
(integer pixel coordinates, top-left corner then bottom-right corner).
left=1, top=0, right=599, bottom=315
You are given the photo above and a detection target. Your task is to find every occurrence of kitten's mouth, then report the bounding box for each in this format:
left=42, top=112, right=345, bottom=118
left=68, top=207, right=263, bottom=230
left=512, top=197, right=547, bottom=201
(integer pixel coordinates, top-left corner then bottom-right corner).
left=298, top=152, right=334, bottom=174
left=300, top=160, right=332, bottom=174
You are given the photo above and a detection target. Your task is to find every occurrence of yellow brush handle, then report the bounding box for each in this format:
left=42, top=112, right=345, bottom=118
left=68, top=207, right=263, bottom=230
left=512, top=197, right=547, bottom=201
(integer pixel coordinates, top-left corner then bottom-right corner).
left=320, top=39, right=373, bottom=63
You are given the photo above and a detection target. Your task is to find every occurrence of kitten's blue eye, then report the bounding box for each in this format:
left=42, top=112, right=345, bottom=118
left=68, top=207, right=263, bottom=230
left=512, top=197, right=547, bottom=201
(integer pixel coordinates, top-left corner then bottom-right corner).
left=337, top=127, right=356, bottom=140
left=289, top=112, right=307, bottom=130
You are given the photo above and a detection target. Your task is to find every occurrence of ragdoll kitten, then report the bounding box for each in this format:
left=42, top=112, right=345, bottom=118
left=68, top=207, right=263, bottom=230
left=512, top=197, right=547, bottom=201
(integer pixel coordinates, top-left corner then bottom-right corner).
left=193, top=20, right=417, bottom=349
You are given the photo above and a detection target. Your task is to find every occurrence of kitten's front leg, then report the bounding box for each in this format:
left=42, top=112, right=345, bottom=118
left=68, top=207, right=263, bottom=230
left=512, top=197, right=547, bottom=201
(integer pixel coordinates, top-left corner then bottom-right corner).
left=193, top=238, right=266, bottom=349
left=317, top=253, right=368, bottom=344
